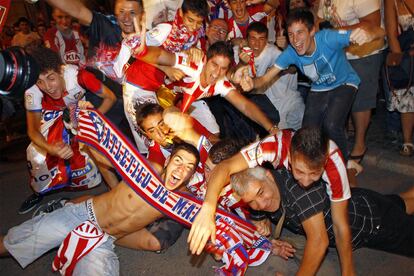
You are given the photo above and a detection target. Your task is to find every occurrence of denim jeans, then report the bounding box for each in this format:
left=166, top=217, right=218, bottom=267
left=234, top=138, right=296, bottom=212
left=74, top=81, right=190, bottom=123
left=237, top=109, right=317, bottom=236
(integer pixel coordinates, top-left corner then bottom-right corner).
left=4, top=202, right=118, bottom=275
left=302, top=85, right=357, bottom=158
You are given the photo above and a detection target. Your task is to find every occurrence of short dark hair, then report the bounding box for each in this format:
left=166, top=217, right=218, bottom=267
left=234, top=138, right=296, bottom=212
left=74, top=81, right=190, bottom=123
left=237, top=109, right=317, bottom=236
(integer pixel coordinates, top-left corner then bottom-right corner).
left=207, top=41, right=234, bottom=64
left=209, top=138, right=249, bottom=164
left=29, top=46, right=63, bottom=74
left=286, top=8, right=314, bottom=31
left=286, top=0, right=311, bottom=12
left=246, top=22, right=268, bottom=38
left=182, top=0, right=209, bottom=19
left=119, top=0, right=143, bottom=6
left=17, top=17, right=30, bottom=25
left=135, top=103, right=164, bottom=129
left=290, top=127, right=329, bottom=169
left=170, top=142, right=200, bottom=166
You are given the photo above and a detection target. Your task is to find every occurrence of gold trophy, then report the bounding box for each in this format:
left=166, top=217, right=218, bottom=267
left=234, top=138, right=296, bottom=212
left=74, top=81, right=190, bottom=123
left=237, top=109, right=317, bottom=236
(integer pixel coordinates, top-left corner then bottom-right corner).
left=156, top=85, right=177, bottom=109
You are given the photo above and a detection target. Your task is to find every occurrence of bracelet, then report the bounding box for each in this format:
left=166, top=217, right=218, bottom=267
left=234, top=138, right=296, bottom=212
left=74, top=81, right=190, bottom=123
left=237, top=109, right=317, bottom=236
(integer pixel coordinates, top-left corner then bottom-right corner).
left=268, top=124, right=278, bottom=132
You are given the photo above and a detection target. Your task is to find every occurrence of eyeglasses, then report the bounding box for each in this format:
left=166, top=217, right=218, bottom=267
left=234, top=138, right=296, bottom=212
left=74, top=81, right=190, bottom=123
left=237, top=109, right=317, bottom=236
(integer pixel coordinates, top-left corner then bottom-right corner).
left=210, top=25, right=228, bottom=35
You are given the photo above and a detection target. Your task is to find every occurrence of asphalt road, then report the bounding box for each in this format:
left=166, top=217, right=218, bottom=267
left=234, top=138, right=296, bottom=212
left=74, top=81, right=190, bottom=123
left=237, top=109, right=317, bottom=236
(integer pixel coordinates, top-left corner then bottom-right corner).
left=0, top=144, right=413, bottom=276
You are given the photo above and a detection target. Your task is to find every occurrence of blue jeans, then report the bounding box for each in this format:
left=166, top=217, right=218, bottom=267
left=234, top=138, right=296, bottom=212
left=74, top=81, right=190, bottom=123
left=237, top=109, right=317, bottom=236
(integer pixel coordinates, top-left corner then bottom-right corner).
left=3, top=202, right=118, bottom=275
left=302, top=85, right=357, bottom=158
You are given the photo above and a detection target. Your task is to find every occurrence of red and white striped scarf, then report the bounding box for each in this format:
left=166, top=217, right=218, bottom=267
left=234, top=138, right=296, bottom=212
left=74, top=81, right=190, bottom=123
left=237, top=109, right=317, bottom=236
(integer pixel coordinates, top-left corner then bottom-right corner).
left=72, top=109, right=270, bottom=275
left=162, top=12, right=203, bottom=53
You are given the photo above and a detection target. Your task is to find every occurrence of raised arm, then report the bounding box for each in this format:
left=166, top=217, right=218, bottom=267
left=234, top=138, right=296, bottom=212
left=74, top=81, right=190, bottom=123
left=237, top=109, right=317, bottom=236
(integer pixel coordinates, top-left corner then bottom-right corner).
left=46, top=0, right=93, bottom=26
left=253, top=66, right=282, bottom=91
left=224, top=89, right=275, bottom=134
left=140, top=46, right=176, bottom=67
left=246, top=0, right=279, bottom=13
left=297, top=213, right=329, bottom=276
left=162, top=108, right=201, bottom=146
left=188, top=152, right=250, bottom=255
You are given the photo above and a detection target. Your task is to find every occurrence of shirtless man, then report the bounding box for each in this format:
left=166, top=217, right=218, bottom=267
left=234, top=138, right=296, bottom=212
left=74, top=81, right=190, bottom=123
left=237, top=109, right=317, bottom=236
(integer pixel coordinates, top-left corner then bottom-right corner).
left=0, top=143, right=199, bottom=275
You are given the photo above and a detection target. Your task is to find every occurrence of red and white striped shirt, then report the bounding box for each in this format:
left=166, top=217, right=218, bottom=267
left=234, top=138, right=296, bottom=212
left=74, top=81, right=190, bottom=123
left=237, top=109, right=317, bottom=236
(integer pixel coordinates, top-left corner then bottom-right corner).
left=44, top=28, right=85, bottom=66
left=166, top=53, right=235, bottom=100
left=227, top=4, right=268, bottom=40
left=240, top=130, right=351, bottom=201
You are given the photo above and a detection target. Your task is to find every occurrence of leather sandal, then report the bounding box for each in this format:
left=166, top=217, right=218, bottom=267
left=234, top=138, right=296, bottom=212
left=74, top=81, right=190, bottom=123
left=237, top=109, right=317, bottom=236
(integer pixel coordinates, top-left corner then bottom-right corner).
left=349, top=148, right=368, bottom=164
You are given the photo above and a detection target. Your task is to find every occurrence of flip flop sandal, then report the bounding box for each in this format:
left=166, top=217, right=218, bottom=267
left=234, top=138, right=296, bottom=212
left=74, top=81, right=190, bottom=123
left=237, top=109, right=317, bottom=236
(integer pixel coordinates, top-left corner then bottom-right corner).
left=349, top=148, right=368, bottom=164
left=400, top=143, right=414, bottom=157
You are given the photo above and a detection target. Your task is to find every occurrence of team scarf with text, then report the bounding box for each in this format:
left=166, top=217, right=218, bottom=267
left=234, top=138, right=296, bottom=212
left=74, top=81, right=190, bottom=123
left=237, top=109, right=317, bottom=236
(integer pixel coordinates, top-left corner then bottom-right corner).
left=74, top=109, right=271, bottom=275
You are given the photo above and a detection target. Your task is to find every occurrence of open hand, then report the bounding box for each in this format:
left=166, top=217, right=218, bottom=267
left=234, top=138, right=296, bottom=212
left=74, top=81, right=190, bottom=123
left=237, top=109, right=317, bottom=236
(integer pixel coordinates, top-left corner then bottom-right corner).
left=271, top=239, right=296, bottom=260
left=188, top=204, right=216, bottom=255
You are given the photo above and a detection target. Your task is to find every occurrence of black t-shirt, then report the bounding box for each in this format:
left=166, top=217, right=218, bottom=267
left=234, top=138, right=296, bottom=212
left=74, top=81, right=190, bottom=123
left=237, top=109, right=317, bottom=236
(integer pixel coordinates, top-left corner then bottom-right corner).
left=258, top=169, right=381, bottom=249
left=85, top=11, right=122, bottom=58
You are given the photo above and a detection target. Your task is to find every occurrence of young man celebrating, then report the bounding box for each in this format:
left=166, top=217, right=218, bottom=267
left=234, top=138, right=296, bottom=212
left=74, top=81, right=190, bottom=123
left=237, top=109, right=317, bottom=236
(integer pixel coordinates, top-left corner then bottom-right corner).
left=20, top=47, right=116, bottom=214
left=241, top=9, right=385, bottom=163
left=44, top=7, right=85, bottom=66
left=0, top=143, right=199, bottom=275
left=135, top=103, right=211, bottom=175
left=230, top=165, right=414, bottom=274
left=127, top=41, right=278, bottom=138
left=189, top=127, right=355, bottom=275
left=236, top=22, right=304, bottom=130
left=226, top=0, right=279, bottom=42
left=44, top=0, right=144, bottom=81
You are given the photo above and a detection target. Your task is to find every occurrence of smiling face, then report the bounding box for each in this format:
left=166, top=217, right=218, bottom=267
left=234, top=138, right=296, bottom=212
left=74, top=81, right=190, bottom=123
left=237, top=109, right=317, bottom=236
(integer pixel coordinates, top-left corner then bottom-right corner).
left=53, top=8, right=72, bottom=32
left=140, top=113, right=171, bottom=147
left=206, top=19, right=229, bottom=45
left=201, top=55, right=231, bottom=86
left=180, top=9, right=204, bottom=33
left=229, top=0, right=248, bottom=23
left=289, top=152, right=325, bottom=188
left=247, top=30, right=267, bottom=57
left=115, top=0, right=142, bottom=35
left=163, top=149, right=197, bottom=190
left=240, top=174, right=280, bottom=212
left=36, top=69, right=65, bottom=100
left=287, top=21, right=316, bottom=56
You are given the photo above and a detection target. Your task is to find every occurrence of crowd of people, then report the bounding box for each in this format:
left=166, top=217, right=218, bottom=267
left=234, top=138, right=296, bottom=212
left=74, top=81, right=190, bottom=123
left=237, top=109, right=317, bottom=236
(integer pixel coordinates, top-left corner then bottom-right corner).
left=0, top=0, right=413, bottom=275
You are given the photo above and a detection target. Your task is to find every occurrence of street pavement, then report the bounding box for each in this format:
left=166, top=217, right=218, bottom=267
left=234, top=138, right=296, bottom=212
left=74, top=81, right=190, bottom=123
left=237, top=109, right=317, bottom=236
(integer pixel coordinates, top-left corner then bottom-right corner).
left=1, top=100, right=413, bottom=275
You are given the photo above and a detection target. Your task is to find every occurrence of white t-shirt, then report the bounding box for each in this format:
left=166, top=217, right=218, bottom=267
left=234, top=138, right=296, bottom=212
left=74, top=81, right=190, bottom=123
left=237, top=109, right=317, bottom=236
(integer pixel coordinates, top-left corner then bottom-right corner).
left=317, top=0, right=382, bottom=59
